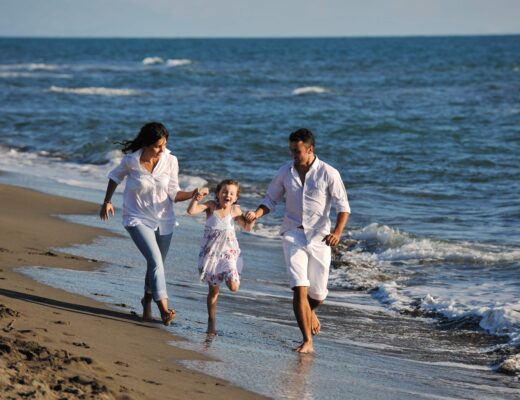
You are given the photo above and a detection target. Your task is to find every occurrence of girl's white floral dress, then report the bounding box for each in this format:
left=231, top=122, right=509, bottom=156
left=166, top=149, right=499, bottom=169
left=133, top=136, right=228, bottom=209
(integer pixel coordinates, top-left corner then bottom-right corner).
left=198, top=208, right=243, bottom=286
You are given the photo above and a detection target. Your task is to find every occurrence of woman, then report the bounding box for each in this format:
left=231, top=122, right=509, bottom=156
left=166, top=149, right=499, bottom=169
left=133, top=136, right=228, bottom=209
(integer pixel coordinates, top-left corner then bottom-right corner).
left=100, top=122, right=203, bottom=325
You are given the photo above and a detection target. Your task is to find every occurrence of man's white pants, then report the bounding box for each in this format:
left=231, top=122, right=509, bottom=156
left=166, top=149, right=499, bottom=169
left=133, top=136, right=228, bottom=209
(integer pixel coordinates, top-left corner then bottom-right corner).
left=282, top=228, right=331, bottom=301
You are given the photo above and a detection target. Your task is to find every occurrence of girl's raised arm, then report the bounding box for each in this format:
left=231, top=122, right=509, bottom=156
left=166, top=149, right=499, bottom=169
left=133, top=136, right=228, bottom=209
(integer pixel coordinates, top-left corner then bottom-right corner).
left=186, top=187, right=211, bottom=215
left=187, top=198, right=215, bottom=216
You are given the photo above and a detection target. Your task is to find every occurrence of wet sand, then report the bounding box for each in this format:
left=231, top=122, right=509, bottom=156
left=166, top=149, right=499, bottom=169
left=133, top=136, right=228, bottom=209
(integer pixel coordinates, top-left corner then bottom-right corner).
left=0, top=184, right=264, bottom=400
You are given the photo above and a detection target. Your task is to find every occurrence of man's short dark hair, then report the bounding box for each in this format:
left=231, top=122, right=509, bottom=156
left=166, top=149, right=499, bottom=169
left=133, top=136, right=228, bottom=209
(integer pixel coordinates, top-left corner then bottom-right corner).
left=289, top=128, right=315, bottom=147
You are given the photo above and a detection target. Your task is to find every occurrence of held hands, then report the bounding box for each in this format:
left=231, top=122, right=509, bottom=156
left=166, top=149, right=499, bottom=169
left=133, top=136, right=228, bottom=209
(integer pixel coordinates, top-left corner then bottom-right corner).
left=244, top=210, right=257, bottom=223
left=322, top=232, right=341, bottom=247
left=193, top=187, right=209, bottom=201
left=99, top=203, right=115, bottom=221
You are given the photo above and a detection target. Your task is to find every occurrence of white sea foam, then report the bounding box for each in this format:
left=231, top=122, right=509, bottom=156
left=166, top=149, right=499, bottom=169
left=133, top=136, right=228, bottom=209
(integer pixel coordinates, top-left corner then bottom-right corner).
left=292, top=86, right=329, bottom=95
left=28, top=63, right=59, bottom=71
left=421, top=293, right=520, bottom=346
left=142, top=57, right=164, bottom=65
left=372, top=281, right=415, bottom=312
left=166, top=59, right=192, bottom=67
left=329, top=248, right=387, bottom=290
left=411, top=359, right=492, bottom=371
left=0, top=72, right=37, bottom=78
left=351, top=223, right=520, bottom=264
left=332, top=222, right=520, bottom=350
left=499, top=354, right=520, bottom=374
left=249, top=222, right=280, bottom=240
left=1, top=72, right=72, bottom=79
left=0, top=63, right=60, bottom=71
left=48, top=86, right=142, bottom=96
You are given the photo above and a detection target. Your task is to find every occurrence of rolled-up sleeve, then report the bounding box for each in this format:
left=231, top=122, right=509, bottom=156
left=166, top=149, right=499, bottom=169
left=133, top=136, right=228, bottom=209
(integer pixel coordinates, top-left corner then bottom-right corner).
left=107, top=156, right=129, bottom=184
left=262, top=167, right=286, bottom=212
left=329, top=169, right=351, bottom=214
left=167, top=156, right=180, bottom=202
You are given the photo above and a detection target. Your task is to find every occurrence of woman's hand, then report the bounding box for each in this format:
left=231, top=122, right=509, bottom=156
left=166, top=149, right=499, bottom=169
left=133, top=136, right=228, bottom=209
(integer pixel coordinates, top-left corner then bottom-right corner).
left=100, top=202, right=115, bottom=220
left=194, top=187, right=209, bottom=201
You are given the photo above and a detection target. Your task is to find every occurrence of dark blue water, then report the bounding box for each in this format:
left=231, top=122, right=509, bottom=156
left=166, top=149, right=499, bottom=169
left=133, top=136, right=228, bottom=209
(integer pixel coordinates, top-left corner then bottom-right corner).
left=1, top=36, right=519, bottom=242
left=1, top=37, right=520, bottom=383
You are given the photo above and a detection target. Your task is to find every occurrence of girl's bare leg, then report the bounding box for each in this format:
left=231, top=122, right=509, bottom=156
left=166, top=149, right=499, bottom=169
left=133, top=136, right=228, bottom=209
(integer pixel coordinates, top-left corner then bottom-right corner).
left=207, top=285, right=220, bottom=334
left=226, top=278, right=240, bottom=293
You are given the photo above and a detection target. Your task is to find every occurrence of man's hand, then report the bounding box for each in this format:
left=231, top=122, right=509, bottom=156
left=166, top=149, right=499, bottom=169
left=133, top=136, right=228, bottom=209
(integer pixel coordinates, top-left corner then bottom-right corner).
left=244, top=211, right=257, bottom=223
left=322, top=233, right=340, bottom=247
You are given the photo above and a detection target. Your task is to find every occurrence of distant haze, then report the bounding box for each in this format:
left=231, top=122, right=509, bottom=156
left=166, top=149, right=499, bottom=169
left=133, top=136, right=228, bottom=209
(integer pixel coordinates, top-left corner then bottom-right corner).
left=1, top=0, right=519, bottom=38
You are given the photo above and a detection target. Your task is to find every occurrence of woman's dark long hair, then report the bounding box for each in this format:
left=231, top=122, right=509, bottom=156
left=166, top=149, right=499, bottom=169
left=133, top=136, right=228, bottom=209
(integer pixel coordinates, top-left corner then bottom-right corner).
left=118, top=122, right=169, bottom=154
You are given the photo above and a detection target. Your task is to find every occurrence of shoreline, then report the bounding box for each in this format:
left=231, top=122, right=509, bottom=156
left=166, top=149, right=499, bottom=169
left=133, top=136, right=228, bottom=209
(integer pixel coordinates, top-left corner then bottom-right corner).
left=0, top=183, right=264, bottom=399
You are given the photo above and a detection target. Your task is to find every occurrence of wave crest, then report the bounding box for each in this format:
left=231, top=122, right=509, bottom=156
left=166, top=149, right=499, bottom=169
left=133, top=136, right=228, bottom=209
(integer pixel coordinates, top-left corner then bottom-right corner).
left=166, top=59, right=192, bottom=67
left=142, top=57, right=164, bottom=65
left=142, top=57, right=192, bottom=67
left=292, top=86, right=329, bottom=95
left=48, top=86, right=142, bottom=96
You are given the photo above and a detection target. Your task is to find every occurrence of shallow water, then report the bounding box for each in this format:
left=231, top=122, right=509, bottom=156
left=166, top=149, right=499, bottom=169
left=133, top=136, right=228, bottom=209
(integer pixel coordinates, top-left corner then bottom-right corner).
left=13, top=202, right=520, bottom=399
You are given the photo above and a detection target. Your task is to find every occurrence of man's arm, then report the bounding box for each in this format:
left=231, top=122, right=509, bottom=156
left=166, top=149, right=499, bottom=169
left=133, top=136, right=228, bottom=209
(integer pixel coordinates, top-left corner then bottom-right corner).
left=245, top=166, right=286, bottom=222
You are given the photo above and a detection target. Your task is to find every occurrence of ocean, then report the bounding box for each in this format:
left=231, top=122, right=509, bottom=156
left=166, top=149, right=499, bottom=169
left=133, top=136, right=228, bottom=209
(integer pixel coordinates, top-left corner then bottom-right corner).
left=1, top=36, right=519, bottom=398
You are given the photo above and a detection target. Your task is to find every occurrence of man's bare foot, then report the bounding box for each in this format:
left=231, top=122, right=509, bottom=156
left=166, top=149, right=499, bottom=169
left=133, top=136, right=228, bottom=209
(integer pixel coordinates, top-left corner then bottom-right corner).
left=311, top=312, right=321, bottom=335
left=294, top=341, right=314, bottom=353
left=141, top=297, right=153, bottom=322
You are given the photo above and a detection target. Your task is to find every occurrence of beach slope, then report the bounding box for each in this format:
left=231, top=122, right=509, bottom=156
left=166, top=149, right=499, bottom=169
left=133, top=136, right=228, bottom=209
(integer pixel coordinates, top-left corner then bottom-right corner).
left=0, top=184, right=263, bottom=400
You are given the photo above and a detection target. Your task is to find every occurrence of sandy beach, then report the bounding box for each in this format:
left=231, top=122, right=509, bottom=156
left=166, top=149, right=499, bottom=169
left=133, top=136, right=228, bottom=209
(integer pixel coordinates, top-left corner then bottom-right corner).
left=0, top=183, right=264, bottom=400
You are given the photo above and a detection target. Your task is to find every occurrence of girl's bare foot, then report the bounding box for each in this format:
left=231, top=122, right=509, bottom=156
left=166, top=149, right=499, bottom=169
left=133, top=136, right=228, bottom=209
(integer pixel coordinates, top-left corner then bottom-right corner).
left=207, top=318, right=217, bottom=335
left=294, top=340, right=314, bottom=353
left=311, top=312, right=321, bottom=335
left=141, top=297, right=153, bottom=322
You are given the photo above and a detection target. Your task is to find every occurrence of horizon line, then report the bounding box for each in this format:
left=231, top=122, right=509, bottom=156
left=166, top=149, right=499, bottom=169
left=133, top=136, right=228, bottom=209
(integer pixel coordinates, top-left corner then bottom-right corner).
left=1, top=32, right=519, bottom=40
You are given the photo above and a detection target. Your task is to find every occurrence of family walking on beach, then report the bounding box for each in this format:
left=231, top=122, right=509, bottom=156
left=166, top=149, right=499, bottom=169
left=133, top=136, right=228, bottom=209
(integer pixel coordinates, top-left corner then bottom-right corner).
left=100, top=122, right=350, bottom=353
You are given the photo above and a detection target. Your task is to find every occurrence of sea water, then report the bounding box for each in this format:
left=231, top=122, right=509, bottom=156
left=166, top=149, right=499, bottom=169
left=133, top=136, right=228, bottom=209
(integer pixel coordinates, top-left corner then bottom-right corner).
left=1, top=36, right=519, bottom=398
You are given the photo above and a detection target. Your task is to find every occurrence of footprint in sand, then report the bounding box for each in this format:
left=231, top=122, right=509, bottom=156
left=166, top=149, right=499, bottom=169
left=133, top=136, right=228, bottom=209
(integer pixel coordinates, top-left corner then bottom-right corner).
left=53, top=320, right=70, bottom=326
left=143, top=379, right=161, bottom=385
left=72, top=342, right=91, bottom=349
left=115, top=361, right=129, bottom=367
left=18, top=329, right=36, bottom=336
left=0, top=305, right=20, bottom=318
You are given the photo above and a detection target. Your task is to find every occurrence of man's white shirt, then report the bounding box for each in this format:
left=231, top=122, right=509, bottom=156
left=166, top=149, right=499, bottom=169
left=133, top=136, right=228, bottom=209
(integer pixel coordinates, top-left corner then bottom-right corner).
left=262, top=156, right=350, bottom=242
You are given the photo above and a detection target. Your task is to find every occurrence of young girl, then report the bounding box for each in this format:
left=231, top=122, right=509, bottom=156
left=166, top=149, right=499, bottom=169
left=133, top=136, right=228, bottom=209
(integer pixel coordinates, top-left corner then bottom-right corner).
left=187, top=179, right=254, bottom=334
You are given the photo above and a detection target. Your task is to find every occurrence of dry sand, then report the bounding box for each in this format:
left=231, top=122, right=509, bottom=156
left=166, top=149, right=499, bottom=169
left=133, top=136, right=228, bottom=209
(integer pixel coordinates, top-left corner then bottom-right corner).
left=0, top=184, right=265, bottom=400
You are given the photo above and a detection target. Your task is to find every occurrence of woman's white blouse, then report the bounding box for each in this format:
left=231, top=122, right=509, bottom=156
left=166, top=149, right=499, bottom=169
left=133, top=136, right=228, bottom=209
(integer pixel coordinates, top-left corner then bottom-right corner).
left=108, top=148, right=180, bottom=235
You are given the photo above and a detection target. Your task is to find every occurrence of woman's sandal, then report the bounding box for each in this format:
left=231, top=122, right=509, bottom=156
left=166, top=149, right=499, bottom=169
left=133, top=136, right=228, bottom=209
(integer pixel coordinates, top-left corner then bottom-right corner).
left=162, top=309, right=176, bottom=326
left=140, top=297, right=153, bottom=322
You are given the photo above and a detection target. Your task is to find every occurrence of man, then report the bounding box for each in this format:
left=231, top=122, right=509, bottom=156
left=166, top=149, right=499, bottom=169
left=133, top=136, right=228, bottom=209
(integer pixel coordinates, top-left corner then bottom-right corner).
left=245, top=128, right=350, bottom=353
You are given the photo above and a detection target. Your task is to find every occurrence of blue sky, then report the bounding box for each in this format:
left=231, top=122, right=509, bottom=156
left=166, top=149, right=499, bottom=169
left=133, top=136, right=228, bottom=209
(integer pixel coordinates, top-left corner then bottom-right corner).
left=1, top=0, right=519, bottom=38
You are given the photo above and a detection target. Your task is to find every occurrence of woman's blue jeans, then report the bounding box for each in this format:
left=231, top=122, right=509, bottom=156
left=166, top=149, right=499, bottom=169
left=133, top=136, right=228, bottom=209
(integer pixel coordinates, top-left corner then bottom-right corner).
left=126, top=224, right=172, bottom=302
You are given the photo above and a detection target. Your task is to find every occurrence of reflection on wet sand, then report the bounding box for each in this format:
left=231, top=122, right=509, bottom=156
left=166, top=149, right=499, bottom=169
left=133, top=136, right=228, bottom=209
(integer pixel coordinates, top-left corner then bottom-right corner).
left=277, top=355, right=315, bottom=400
